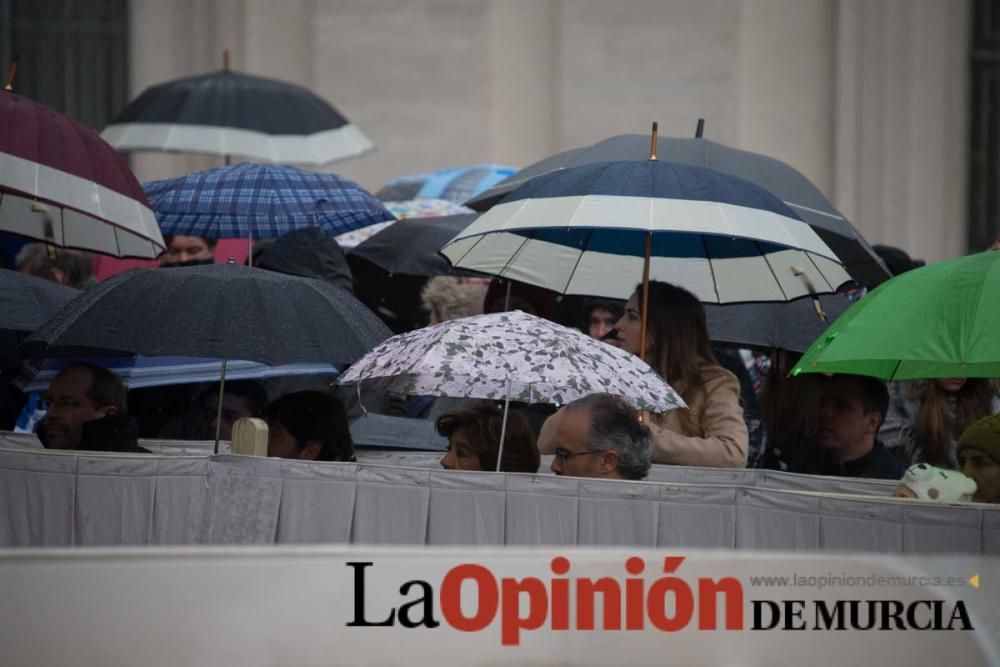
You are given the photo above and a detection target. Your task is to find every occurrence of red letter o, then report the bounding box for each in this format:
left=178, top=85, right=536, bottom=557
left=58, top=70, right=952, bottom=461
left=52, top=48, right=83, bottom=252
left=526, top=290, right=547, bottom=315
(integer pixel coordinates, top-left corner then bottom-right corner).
left=440, top=564, right=499, bottom=632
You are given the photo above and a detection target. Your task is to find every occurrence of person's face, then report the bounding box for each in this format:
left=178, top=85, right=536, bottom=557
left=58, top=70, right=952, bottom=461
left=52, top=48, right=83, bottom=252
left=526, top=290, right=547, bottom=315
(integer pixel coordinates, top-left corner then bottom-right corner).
left=265, top=420, right=320, bottom=460
left=935, top=378, right=967, bottom=394
left=43, top=368, right=116, bottom=449
left=198, top=392, right=253, bottom=441
left=613, top=294, right=646, bottom=358
left=549, top=408, right=617, bottom=478
left=439, top=428, right=483, bottom=471
left=588, top=307, right=618, bottom=340
left=817, top=378, right=880, bottom=454
left=959, top=449, right=1000, bottom=503
left=160, top=235, right=214, bottom=266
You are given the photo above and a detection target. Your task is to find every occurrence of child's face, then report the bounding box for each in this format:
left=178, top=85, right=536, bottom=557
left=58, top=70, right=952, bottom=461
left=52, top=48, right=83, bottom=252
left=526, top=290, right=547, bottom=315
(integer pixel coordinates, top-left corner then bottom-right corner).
left=893, top=485, right=918, bottom=499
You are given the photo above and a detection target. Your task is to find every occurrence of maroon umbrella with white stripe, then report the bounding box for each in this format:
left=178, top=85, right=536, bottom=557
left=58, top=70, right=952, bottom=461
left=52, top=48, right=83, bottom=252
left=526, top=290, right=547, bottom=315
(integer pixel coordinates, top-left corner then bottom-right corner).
left=0, top=90, right=164, bottom=258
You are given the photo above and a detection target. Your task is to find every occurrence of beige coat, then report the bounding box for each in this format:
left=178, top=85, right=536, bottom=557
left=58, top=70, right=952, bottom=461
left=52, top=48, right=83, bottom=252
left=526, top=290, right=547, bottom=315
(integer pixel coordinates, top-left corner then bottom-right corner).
left=538, top=363, right=749, bottom=468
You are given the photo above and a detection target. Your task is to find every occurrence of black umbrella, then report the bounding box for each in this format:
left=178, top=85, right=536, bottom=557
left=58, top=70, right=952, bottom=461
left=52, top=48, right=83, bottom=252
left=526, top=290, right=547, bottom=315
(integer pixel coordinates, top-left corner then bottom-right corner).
left=22, top=264, right=391, bottom=366
left=704, top=293, right=852, bottom=353
left=465, top=134, right=889, bottom=289
left=1, top=269, right=79, bottom=364
left=347, top=214, right=476, bottom=277
left=101, top=66, right=373, bottom=166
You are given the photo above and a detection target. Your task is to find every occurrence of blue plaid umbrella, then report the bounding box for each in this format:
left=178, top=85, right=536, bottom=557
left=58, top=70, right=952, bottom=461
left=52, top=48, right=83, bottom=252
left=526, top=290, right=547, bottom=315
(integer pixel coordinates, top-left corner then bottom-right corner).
left=377, top=163, right=517, bottom=204
left=144, top=162, right=395, bottom=240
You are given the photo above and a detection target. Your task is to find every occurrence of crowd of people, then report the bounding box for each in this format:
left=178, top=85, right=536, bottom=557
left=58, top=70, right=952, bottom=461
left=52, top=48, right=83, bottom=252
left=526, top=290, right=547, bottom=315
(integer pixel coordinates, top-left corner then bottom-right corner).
left=4, top=232, right=1000, bottom=508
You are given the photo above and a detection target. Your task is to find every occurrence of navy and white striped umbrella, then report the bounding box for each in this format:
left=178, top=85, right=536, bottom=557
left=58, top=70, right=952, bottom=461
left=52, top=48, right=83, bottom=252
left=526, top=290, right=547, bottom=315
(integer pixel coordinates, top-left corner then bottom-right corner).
left=101, top=69, right=373, bottom=166
left=144, top=162, right=395, bottom=240
left=441, top=160, right=852, bottom=303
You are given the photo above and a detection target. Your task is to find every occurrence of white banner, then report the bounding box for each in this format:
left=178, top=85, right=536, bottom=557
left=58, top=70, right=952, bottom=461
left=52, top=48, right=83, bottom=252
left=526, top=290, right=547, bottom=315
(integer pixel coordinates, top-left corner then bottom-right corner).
left=0, top=547, right=996, bottom=666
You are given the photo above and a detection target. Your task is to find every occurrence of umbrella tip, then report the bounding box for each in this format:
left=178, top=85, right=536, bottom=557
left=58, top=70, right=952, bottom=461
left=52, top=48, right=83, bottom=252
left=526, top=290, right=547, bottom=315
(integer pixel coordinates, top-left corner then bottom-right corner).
left=695, top=118, right=705, bottom=138
left=223, top=49, right=230, bottom=71
left=648, top=122, right=658, bottom=161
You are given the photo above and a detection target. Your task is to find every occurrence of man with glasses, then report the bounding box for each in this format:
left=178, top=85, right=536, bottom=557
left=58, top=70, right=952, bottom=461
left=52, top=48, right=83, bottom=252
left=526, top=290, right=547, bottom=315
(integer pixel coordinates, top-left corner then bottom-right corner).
left=548, top=393, right=652, bottom=480
left=37, top=362, right=143, bottom=453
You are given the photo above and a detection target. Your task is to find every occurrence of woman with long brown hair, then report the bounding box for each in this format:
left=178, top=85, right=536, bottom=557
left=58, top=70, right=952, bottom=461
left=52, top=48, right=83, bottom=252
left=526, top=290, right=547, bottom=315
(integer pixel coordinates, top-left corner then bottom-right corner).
left=611, top=281, right=749, bottom=467
left=881, top=378, right=998, bottom=469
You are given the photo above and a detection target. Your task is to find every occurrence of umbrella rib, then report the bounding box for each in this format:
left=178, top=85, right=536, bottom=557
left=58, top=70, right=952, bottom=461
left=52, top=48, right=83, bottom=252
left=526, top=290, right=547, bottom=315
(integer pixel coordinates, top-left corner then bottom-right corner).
left=561, top=228, right=594, bottom=295
left=700, top=235, right=722, bottom=303
left=496, top=232, right=533, bottom=283
left=802, top=251, right=835, bottom=291
left=447, top=232, right=488, bottom=269
left=756, top=240, right=790, bottom=302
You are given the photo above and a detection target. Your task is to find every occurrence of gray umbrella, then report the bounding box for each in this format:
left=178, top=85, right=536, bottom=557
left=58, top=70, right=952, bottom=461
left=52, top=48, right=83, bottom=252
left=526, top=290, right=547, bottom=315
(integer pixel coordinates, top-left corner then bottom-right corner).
left=705, top=293, right=852, bottom=353
left=22, top=264, right=391, bottom=366
left=1, top=269, right=79, bottom=363
left=465, top=135, right=890, bottom=289
left=0, top=268, right=79, bottom=332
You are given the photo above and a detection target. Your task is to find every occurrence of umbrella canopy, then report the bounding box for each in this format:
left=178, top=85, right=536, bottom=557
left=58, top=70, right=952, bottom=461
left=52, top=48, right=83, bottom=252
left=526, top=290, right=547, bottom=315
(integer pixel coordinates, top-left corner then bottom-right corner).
left=22, top=263, right=392, bottom=366
left=442, top=160, right=851, bottom=303
left=339, top=310, right=685, bottom=412
left=0, top=268, right=79, bottom=332
left=143, top=162, right=394, bottom=240
left=0, top=268, right=79, bottom=363
left=15, top=355, right=337, bottom=392
left=101, top=69, right=373, bottom=165
left=334, top=199, right=472, bottom=249
left=466, top=135, right=889, bottom=288
left=348, top=213, right=475, bottom=277
left=705, top=293, right=852, bottom=353
left=0, top=91, right=164, bottom=258
left=377, top=164, right=517, bottom=203
left=792, top=251, right=1000, bottom=380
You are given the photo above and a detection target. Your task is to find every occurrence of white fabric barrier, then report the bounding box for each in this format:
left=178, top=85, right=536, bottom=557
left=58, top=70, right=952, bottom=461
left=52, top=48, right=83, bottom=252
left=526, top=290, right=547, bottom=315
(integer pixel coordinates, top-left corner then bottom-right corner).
left=0, top=432, right=899, bottom=495
left=2, top=446, right=997, bottom=553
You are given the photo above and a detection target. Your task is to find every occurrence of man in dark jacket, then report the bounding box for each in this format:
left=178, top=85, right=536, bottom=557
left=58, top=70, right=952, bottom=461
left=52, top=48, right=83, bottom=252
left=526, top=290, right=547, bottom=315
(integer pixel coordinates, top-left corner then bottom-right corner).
left=805, top=373, right=904, bottom=480
left=37, top=362, right=144, bottom=453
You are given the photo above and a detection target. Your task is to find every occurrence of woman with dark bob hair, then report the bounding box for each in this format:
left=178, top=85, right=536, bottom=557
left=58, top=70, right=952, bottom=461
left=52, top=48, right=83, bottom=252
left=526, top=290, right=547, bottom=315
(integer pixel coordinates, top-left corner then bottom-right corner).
left=263, top=391, right=355, bottom=462
left=436, top=403, right=540, bottom=473
left=612, top=281, right=748, bottom=468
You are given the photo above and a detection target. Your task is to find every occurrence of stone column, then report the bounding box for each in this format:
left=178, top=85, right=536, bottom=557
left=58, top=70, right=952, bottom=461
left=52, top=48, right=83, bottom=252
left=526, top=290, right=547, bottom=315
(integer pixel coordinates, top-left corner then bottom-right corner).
left=735, top=0, right=836, bottom=197
left=486, top=0, right=559, bottom=165
left=833, top=0, right=971, bottom=262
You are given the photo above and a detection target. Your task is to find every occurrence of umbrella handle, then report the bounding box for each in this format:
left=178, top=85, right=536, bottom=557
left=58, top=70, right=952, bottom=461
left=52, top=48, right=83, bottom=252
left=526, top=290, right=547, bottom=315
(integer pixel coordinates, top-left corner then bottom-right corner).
left=495, top=379, right=512, bottom=472
left=639, top=231, right=652, bottom=362
left=4, top=54, right=17, bottom=91
left=213, top=359, right=228, bottom=455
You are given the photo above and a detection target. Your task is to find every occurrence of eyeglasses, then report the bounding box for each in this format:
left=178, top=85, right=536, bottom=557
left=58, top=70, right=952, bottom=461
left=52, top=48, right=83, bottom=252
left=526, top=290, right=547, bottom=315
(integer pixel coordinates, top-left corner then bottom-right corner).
left=553, top=448, right=607, bottom=462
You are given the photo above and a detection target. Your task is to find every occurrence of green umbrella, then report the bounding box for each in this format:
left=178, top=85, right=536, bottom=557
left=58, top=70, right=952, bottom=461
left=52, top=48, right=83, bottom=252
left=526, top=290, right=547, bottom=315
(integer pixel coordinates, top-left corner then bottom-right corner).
left=791, top=251, right=1000, bottom=380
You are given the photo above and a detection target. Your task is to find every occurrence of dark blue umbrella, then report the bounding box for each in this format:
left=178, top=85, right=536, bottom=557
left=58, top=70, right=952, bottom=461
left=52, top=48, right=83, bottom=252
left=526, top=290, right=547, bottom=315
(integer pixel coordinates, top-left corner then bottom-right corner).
left=442, top=159, right=852, bottom=304
left=466, top=134, right=889, bottom=289
left=144, top=162, right=395, bottom=241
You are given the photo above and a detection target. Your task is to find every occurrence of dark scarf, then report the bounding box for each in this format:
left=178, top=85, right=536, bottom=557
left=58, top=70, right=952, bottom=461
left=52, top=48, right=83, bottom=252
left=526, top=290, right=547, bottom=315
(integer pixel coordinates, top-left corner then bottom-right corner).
left=38, top=412, right=148, bottom=453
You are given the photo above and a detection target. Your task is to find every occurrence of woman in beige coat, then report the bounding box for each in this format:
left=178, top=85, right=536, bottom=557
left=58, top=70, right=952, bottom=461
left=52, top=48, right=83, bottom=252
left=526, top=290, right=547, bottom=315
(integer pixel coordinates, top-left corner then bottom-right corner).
left=540, top=282, right=748, bottom=468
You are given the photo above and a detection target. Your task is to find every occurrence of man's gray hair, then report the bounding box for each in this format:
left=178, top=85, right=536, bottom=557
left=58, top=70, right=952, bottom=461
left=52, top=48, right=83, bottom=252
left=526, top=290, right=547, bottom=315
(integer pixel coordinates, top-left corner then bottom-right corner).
left=564, top=393, right=652, bottom=480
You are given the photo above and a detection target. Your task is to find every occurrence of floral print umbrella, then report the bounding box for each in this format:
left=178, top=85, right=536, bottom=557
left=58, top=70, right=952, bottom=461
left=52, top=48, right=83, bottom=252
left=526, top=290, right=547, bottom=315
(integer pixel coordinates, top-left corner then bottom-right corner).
left=339, top=311, right=684, bottom=413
